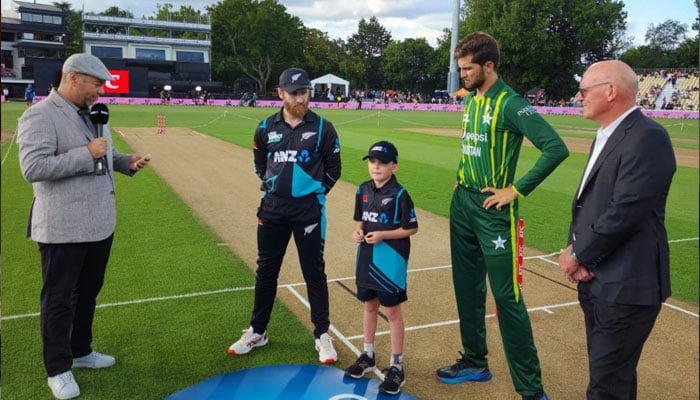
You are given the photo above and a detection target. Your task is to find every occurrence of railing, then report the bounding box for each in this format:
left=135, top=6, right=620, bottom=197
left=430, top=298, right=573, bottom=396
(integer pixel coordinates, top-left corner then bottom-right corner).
left=27, top=96, right=700, bottom=119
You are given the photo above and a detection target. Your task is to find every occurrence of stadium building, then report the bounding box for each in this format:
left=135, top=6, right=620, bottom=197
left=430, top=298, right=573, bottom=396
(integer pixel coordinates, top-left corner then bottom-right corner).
left=1, top=0, right=222, bottom=99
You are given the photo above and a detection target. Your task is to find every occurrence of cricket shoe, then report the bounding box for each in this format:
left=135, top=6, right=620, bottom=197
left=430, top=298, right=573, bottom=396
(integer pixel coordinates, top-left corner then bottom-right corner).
left=379, top=366, right=406, bottom=395
left=315, top=332, right=337, bottom=364
left=344, top=352, right=376, bottom=378
left=228, top=326, right=268, bottom=355
left=72, top=351, right=115, bottom=368
left=436, top=351, right=492, bottom=384
left=47, top=371, right=79, bottom=399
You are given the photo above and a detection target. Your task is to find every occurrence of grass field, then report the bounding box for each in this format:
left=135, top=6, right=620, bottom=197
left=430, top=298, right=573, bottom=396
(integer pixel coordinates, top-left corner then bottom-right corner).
left=1, top=101, right=697, bottom=399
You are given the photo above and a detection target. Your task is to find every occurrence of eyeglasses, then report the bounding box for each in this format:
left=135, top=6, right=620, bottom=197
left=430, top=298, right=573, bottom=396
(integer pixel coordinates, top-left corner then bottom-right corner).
left=578, top=81, right=612, bottom=97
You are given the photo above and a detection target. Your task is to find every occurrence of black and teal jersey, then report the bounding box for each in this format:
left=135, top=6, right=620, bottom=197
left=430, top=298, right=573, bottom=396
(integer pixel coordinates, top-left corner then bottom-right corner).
left=457, top=78, right=569, bottom=196
left=253, top=108, right=341, bottom=198
left=353, top=175, right=418, bottom=293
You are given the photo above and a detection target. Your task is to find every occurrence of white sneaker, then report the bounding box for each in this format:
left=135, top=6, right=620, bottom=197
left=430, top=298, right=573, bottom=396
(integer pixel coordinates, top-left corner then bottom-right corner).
left=72, top=351, right=116, bottom=368
left=47, top=371, right=80, bottom=399
left=228, top=326, right=268, bottom=355
left=315, top=332, right=337, bottom=364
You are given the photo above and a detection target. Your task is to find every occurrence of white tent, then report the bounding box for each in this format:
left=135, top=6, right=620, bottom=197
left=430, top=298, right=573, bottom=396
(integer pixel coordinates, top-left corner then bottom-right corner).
left=310, top=73, right=349, bottom=99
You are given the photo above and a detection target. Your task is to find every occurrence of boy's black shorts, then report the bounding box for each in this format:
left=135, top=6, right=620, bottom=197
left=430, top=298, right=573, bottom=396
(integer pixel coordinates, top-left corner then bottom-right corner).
left=357, top=287, right=407, bottom=307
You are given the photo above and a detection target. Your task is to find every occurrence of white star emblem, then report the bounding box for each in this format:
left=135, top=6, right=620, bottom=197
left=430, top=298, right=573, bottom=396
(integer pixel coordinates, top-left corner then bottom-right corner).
left=463, top=114, right=469, bottom=124
left=492, top=235, right=506, bottom=250
left=482, top=112, right=493, bottom=125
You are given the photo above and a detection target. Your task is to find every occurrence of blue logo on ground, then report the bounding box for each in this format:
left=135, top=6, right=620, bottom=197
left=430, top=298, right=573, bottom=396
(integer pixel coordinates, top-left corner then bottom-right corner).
left=165, top=364, right=418, bottom=400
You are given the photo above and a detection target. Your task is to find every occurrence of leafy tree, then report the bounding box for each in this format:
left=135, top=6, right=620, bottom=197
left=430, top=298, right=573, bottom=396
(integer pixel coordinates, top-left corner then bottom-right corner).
left=300, top=29, right=364, bottom=93
left=97, top=6, right=134, bottom=18
left=347, top=16, right=392, bottom=89
left=209, top=0, right=305, bottom=93
left=432, top=28, right=455, bottom=92
left=620, top=45, right=667, bottom=69
left=152, top=4, right=208, bottom=39
left=460, top=0, right=626, bottom=99
left=672, top=36, right=700, bottom=68
left=53, top=2, right=82, bottom=55
left=382, top=38, right=437, bottom=94
left=621, top=16, right=698, bottom=69
left=644, top=19, right=688, bottom=51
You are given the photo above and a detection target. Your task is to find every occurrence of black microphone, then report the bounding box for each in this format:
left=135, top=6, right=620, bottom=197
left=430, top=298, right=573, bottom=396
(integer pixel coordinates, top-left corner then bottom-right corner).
left=89, top=103, right=109, bottom=175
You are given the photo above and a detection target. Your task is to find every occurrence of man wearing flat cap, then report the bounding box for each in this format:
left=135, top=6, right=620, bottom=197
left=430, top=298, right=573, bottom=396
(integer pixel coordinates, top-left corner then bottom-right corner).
left=228, top=67, right=342, bottom=365
left=17, top=53, right=151, bottom=399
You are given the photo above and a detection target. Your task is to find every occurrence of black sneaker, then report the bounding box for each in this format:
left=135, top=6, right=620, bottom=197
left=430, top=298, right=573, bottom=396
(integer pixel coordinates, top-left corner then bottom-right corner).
left=378, top=366, right=405, bottom=395
left=436, top=351, right=492, bottom=384
left=344, top=352, right=376, bottom=379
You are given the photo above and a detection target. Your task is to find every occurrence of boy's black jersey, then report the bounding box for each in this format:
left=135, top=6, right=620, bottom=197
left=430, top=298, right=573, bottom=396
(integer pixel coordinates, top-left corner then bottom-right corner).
left=353, top=175, right=418, bottom=293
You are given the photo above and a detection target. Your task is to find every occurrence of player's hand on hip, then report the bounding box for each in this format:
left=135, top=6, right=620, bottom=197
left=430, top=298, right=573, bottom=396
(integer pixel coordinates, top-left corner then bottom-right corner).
left=481, top=185, right=517, bottom=210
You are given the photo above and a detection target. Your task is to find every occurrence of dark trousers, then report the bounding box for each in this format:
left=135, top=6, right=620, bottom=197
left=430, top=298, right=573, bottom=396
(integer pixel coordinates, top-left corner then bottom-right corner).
left=578, top=284, right=661, bottom=400
left=38, top=235, right=113, bottom=377
left=251, top=219, right=330, bottom=338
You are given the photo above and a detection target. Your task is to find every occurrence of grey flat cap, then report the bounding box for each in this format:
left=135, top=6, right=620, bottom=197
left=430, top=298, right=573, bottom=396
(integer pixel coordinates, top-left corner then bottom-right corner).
left=62, top=53, right=113, bottom=81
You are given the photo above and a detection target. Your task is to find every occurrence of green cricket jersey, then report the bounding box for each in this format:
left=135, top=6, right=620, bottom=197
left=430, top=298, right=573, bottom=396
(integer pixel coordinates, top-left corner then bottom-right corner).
left=457, top=78, right=569, bottom=196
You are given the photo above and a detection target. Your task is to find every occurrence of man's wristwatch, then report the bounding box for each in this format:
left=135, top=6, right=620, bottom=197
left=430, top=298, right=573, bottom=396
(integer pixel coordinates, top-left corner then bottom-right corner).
left=570, top=248, right=580, bottom=263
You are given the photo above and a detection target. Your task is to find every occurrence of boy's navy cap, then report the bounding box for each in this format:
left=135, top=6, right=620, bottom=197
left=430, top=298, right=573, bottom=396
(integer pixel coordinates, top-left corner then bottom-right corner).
left=363, top=141, right=398, bottom=163
left=62, top=53, right=113, bottom=81
left=279, top=68, right=312, bottom=93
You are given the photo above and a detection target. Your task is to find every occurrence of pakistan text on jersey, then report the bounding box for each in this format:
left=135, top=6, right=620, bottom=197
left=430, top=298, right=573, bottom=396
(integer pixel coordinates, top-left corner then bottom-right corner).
left=462, top=145, right=482, bottom=157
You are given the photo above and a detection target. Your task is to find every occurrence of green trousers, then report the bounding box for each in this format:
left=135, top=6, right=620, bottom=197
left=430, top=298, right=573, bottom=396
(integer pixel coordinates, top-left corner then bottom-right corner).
left=449, top=185, right=543, bottom=396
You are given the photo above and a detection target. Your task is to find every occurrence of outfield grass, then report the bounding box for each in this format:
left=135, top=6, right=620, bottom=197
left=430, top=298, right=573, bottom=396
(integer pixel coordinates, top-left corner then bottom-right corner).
left=1, top=101, right=697, bottom=399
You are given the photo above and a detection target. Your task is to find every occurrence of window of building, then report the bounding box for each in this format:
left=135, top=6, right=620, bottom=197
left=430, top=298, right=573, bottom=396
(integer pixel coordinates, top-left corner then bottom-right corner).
left=91, top=46, right=123, bottom=58
left=135, top=48, right=166, bottom=60
left=176, top=51, right=204, bottom=62
left=20, top=12, right=62, bottom=25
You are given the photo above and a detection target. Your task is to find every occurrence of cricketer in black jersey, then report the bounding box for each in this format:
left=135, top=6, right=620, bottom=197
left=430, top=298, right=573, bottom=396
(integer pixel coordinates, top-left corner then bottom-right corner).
left=253, top=108, right=341, bottom=222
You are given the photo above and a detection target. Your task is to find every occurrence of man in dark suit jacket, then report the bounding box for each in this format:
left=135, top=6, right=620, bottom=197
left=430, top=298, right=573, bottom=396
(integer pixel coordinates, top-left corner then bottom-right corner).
left=558, top=60, right=676, bottom=399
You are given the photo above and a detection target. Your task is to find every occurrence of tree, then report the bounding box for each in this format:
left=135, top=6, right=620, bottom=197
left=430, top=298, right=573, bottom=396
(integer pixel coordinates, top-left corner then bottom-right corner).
left=461, top=0, right=626, bottom=99
left=152, top=4, right=208, bottom=39
left=382, top=38, right=438, bottom=94
left=432, top=28, right=454, bottom=92
left=53, top=2, right=82, bottom=55
left=644, top=19, right=688, bottom=51
left=347, top=16, right=392, bottom=89
left=97, top=6, right=134, bottom=18
left=209, top=0, right=305, bottom=94
left=620, top=45, right=666, bottom=69
left=300, top=29, right=364, bottom=94
left=621, top=17, right=697, bottom=69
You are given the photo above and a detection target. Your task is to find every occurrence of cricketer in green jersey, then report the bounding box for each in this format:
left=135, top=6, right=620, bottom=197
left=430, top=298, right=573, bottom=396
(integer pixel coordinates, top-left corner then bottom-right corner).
left=436, top=32, right=569, bottom=400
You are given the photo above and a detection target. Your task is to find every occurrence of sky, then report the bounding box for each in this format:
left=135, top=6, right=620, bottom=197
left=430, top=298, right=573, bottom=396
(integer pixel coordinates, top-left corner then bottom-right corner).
left=2, top=0, right=697, bottom=47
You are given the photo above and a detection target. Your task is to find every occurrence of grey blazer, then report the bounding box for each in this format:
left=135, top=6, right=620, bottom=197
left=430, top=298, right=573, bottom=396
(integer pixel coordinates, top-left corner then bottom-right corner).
left=17, top=91, right=133, bottom=244
left=568, top=109, right=676, bottom=306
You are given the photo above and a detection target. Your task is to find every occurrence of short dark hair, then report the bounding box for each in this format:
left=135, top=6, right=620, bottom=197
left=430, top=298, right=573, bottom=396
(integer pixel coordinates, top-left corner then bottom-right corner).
left=454, top=32, right=500, bottom=69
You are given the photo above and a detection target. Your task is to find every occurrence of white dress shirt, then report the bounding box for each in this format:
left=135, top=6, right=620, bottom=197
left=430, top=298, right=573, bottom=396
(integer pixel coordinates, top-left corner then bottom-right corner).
left=578, top=106, right=638, bottom=199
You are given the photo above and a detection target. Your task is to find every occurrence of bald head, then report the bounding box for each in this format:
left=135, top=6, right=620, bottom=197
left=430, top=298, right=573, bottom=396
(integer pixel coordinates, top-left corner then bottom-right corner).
left=585, top=60, right=638, bottom=103
left=579, top=60, right=639, bottom=125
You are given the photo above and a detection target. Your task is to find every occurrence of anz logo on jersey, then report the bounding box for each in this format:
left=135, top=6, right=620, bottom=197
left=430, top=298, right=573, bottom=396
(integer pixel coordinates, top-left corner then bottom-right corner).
left=362, top=211, right=389, bottom=224
left=273, top=149, right=312, bottom=164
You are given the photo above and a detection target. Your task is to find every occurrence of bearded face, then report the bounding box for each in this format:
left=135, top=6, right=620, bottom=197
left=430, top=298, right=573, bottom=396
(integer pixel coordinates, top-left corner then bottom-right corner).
left=463, top=65, right=486, bottom=92
left=280, top=88, right=310, bottom=119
